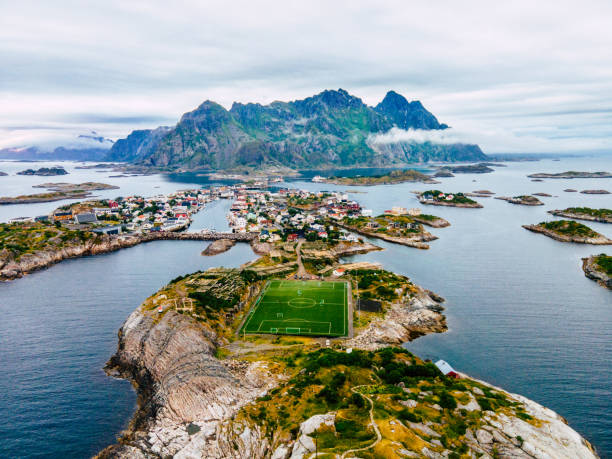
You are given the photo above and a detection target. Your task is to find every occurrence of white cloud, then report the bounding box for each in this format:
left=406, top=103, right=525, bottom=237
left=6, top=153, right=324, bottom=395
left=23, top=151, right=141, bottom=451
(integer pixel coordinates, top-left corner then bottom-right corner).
left=1, top=0, right=612, bottom=153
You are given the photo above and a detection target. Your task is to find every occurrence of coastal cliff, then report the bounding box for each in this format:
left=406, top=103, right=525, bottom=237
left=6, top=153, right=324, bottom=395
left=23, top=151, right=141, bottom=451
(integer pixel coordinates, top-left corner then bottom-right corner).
left=97, top=272, right=598, bottom=458
left=582, top=255, right=612, bottom=290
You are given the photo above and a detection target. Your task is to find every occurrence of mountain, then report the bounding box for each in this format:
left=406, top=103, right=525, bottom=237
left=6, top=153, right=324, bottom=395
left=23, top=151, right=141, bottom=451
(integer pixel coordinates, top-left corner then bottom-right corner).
left=106, top=89, right=486, bottom=170
left=105, top=126, right=171, bottom=162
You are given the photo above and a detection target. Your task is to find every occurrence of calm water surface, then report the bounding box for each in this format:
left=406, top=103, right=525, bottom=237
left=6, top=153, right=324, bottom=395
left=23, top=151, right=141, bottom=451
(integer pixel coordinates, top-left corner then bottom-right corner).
left=1, top=156, right=611, bottom=457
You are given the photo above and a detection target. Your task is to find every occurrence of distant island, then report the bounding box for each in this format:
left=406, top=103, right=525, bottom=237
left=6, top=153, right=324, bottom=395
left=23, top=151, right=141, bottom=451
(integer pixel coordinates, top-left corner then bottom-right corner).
left=523, top=220, right=612, bottom=245
left=581, top=189, right=610, bottom=194
left=418, top=190, right=483, bottom=208
left=0, top=171, right=7, bottom=176
left=437, top=163, right=495, bottom=174
left=527, top=171, right=612, bottom=179
left=549, top=207, right=612, bottom=224
left=0, top=182, right=119, bottom=205
left=17, top=166, right=68, bottom=176
left=495, top=195, right=544, bottom=206
left=582, top=254, right=612, bottom=289
left=320, top=169, right=436, bottom=186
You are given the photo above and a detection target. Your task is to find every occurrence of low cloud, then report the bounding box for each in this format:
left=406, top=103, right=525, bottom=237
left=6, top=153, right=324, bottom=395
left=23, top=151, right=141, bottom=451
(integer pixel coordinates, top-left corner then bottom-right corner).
left=368, top=127, right=467, bottom=146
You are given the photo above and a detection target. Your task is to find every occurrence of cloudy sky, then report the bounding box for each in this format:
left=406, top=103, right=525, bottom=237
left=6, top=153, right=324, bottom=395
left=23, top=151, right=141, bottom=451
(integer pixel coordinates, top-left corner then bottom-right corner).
left=2, top=0, right=612, bottom=153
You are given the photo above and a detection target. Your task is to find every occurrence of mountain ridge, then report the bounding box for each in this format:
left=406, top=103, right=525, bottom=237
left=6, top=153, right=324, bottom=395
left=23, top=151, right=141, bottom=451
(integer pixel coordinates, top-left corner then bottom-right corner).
left=106, top=89, right=486, bottom=171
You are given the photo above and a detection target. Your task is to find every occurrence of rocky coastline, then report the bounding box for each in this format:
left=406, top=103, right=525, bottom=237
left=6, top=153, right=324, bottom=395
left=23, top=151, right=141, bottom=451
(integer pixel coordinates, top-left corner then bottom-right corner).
left=522, top=224, right=612, bottom=245
left=582, top=255, right=612, bottom=290
left=96, top=270, right=599, bottom=458
left=0, top=231, right=258, bottom=281
left=495, top=195, right=544, bottom=206
left=418, top=197, right=483, bottom=208
left=549, top=209, right=612, bottom=224
left=412, top=215, right=450, bottom=228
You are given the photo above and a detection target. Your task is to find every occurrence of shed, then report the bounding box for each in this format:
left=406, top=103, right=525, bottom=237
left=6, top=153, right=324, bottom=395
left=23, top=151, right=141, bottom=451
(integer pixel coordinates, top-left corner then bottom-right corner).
left=435, top=360, right=460, bottom=378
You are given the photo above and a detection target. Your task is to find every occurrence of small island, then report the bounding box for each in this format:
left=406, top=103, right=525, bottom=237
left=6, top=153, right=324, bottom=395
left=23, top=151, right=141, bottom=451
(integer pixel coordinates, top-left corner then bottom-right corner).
left=523, top=220, right=612, bottom=245
left=549, top=207, right=612, bottom=224
left=0, top=171, right=7, bottom=176
left=17, top=166, right=69, bottom=176
left=581, top=189, right=610, bottom=194
left=418, top=190, right=483, bottom=208
left=0, top=182, right=119, bottom=205
left=527, top=171, right=612, bottom=179
left=582, top=254, right=612, bottom=290
left=321, top=169, right=436, bottom=186
left=437, top=163, right=495, bottom=174
left=495, top=195, right=544, bottom=206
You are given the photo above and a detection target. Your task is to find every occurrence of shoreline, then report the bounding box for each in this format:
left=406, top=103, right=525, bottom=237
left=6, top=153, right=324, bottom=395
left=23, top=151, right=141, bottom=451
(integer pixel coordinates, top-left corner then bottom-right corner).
left=582, top=256, right=612, bottom=289
left=0, top=231, right=258, bottom=281
left=522, top=224, right=612, bottom=245
left=549, top=210, right=612, bottom=224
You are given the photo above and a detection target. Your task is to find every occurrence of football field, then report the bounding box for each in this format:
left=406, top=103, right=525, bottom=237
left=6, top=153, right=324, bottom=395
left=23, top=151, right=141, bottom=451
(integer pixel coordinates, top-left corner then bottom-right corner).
left=241, top=280, right=349, bottom=337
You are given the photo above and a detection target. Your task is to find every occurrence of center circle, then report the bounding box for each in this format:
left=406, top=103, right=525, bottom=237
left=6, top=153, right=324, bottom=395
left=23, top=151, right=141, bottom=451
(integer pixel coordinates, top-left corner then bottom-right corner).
left=288, top=297, right=316, bottom=308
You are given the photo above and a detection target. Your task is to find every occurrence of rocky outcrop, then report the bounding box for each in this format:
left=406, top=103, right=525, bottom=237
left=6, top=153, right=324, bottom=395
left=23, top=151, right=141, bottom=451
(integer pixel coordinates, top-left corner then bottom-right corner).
left=347, top=287, right=447, bottom=350
left=582, top=256, right=612, bottom=290
left=412, top=216, right=450, bottom=228
left=461, top=376, right=598, bottom=459
left=495, top=195, right=544, bottom=206
left=98, top=308, right=282, bottom=458
left=201, top=239, right=236, bottom=256
left=549, top=210, right=612, bottom=224
left=522, top=225, right=612, bottom=245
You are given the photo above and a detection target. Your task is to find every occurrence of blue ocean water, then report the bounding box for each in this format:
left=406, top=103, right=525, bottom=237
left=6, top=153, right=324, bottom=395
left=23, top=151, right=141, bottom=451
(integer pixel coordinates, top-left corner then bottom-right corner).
left=0, top=156, right=611, bottom=457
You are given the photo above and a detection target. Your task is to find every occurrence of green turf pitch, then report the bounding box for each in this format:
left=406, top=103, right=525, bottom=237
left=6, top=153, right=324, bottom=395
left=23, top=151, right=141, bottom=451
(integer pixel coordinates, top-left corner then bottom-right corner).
left=241, top=280, right=349, bottom=337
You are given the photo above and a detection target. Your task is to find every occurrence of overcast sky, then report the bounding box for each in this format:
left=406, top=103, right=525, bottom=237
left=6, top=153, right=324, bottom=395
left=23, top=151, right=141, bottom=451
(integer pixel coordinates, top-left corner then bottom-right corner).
left=2, top=0, right=612, bottom=153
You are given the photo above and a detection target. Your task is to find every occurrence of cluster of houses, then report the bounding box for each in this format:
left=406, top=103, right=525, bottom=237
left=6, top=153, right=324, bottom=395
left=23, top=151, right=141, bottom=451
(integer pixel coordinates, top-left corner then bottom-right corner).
left=422, top=192, right=455, bottom=202
left=226, top=188, right=369, bottom=243
left=51, top=189, right=217, bottom=234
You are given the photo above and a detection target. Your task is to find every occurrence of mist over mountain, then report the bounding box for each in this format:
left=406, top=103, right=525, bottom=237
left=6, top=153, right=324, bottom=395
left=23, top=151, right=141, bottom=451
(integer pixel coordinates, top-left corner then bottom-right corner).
left=106, top=89, right=486, bottom=170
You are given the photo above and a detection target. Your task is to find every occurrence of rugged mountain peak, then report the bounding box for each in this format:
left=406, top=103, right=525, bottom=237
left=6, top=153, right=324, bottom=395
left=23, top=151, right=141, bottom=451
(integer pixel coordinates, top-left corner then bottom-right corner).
left=180, top=100, right=231, bottom=126
left=291, top=88, right=365, bottom=116
left=376, top=90, right=447, bottom=130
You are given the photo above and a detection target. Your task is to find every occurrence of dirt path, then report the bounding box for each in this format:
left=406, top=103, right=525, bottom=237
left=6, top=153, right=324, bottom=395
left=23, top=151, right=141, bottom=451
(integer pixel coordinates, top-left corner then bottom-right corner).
left=296, top=239, right=317, bottom=279
left=340, top=386, right=382, bottom=458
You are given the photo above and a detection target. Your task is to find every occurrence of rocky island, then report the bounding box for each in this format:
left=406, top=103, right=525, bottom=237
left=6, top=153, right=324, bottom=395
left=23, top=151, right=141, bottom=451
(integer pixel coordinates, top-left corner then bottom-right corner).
left=527, top=171, right=612, bottom=179
left=321, top=169, right=436, bottom=186
left=16, top=166, right=68, bottom=176
left=582, top=254, right=612, bottom=290
left=201, top=239, right=236, bottom=255
left=523, top=220, right=612, bottom=245
left=418, top=190, right=483, bottom=208
left=0, top=182, right=119, bottom=205
left=495, top=195, right=544, bottom=206
left=437, top=163, right=495, bottom=174
left=96, top=257, right=598, bottom=458
left=581, top=189, right=610, bottom=195
left=549, top=207, right=612, bottom=224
